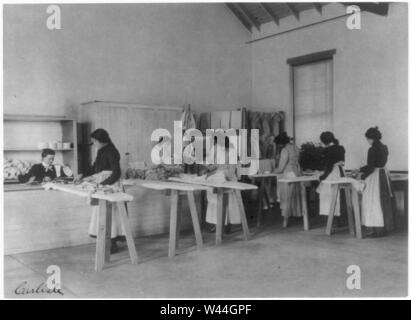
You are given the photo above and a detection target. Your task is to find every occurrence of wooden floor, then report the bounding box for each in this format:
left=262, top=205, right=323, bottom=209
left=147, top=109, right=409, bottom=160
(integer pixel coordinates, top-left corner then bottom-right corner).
left=4, top=210, right=408, bottom=298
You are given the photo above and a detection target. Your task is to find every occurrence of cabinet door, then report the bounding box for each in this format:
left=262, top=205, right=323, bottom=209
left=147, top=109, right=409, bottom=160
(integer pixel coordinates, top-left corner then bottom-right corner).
left=127, top=108, right=181, bottom=166
left=86, top=106, right=129, bottom=178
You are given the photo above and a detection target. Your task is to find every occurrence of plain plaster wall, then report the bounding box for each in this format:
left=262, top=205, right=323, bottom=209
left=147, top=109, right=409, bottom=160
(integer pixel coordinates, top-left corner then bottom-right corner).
left=3, top=3, right=251, bottom=116
left=251, top=3, right=408, bottom=170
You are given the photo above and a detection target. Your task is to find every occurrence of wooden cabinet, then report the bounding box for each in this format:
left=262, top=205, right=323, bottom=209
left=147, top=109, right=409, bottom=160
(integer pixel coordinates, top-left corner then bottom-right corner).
left=78, top=101, right=182, bottom=176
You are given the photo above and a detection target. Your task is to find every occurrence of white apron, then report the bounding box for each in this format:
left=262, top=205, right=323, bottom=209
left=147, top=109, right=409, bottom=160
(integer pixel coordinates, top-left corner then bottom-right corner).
left=87, top=171, right=125, bottom=238
left=361, top=168, right=389, bottom=227
left=317, top=165, right=344, bottom=216
left=205, top=170, right=241, bottom=225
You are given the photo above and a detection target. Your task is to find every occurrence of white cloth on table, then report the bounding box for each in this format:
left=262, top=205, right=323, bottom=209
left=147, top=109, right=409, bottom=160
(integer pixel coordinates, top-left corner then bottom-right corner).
left=361, top=168, right=384, bottom=227
left=317, top=164, right=344, bottom=216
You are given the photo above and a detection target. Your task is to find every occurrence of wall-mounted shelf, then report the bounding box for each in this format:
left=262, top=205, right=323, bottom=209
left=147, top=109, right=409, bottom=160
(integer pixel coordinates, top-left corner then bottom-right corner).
left=4, top=114, right=70, bottom=122
left=3, top=114, right=78, bottom=176
left=4, top=148, right=74, bottom=152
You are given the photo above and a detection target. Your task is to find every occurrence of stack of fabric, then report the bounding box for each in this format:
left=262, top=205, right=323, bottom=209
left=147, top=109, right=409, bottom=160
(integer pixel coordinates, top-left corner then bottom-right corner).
left=4, top=159, right=32, bottom=181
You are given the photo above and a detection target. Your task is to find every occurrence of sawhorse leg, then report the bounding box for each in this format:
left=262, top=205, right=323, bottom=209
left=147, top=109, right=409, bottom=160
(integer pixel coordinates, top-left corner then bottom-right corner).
left=95, top=200, right=112, bottom=272
left=351, top=187, right=362, bottom=239
left=234, top=190, right=250, bottom=241
left=325, top=185, right=339, bottom=236
left=187, top=191, right=204, bottom=250
left=169, top=190, right=180, bottom=257
left=216, top=189, right=228, bottom=245
left=283, top=183, right=293, bottom=228
left=344, top=187, right=356, bottom=236
left=117, top=201, right=138, bottom=264
left=257, top=178, right=270, bottom=227
left=300, top=182, right=309, bottom=231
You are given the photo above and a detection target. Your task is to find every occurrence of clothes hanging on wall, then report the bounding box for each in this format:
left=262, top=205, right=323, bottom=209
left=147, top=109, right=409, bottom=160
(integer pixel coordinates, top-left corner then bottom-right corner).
left=181, top=104, right=196, bottom=130
left=247, top=110, right=285, bottom=160
left=198, top=113, right=211, bottom=132
left=230, top=110, right=243, bottom=129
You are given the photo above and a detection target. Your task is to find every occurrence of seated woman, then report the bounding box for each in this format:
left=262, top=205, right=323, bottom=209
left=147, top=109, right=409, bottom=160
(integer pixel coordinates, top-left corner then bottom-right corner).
left=274, top=132, right=302, bottom=218
left=316, top=131, right=347, bottom=224
left=18, top=148, right=65, bottom=183
left=355, top=127, right=395, bottom=238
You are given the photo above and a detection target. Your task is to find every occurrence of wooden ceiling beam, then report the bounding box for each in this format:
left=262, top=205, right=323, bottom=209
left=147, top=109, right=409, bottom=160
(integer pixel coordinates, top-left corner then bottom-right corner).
left=235, top=3, right=261, bottom=31
left=286, top=3, right=300, bottom=20
left=225, top=3, right=252, bottom=33
left=344, top=3, right=389, bottom=16
left=313, top=3, right=323, bottom=15
left=260, top=3, right=280, bottom=26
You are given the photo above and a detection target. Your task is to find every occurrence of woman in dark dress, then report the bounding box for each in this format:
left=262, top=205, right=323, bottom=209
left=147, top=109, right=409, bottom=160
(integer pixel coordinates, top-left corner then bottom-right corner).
left=355, top=127, right=395, bottom=237
left=316, top=132, right=347, bottom=220
left=78, top=128, right=125, bottom=253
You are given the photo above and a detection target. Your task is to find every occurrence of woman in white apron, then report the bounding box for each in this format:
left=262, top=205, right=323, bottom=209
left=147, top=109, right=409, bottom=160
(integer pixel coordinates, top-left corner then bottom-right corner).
left=205, top=137, right=241, bottom=233
left=274, top=132, right=302, bottom=218
left=355, top=127, right=395, bottom=237
left=76, top=128, right=125, bottom=253
left=316, top=132, right=347, bottom=224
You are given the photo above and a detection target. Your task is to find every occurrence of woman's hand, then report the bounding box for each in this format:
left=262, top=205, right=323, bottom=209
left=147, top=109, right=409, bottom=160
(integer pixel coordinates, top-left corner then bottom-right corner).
left=43, top=176, right=52, bottom=183
left=73, top=174, right=84, bottom=184
left=26, top=176, right=36, bottom=184
left=351, top=169, right=361, bottom=179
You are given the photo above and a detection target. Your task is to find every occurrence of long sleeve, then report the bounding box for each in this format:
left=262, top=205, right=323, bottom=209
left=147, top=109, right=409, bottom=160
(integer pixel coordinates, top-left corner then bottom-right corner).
left=276, top=148, right=289, bottom=174
left=17, top=164, right=56, bottom=183
left=18, top=165, right=39, bottom=183
left=100, top=152, right=121, bottom=185
left=360, top=148, right=374, bottom=179
left=83, top=163, right=95, bottom=178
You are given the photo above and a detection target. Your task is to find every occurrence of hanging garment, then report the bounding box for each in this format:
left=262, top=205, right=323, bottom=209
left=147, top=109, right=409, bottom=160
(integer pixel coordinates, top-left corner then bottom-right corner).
left=249, top=112, right=262, bottom=130
left=181, top=105, right=196, bottom=130
left=199, top=113, right=211, bottom=132
left=278, top=111, right=285, bottom=133
left=220, top=112, right=230, bottom=129
left=271, top=112, right=282, bottom=137
left=230, top=110, right=242, bottom=130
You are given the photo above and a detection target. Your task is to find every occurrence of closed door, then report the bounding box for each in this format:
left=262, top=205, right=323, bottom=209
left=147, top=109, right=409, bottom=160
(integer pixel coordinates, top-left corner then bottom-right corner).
left=293, top=58, right=333, bottom=146
left=127, top=107, right=181, bottom=166
left=87, top=106, right=129, bottom=177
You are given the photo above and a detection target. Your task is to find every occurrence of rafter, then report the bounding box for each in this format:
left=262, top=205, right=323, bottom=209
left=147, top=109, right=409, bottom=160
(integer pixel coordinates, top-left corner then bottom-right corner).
left=235, top=3, right=261, bottom=31
left=313, top=3, right=322, bottom=15
left=260, top=3, right=280, bottom=26
left=344, top=3, right=389, bottom=16
left=225, top=3, right=252, bottom=33
left=286, top=3, right=300, bottom=20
